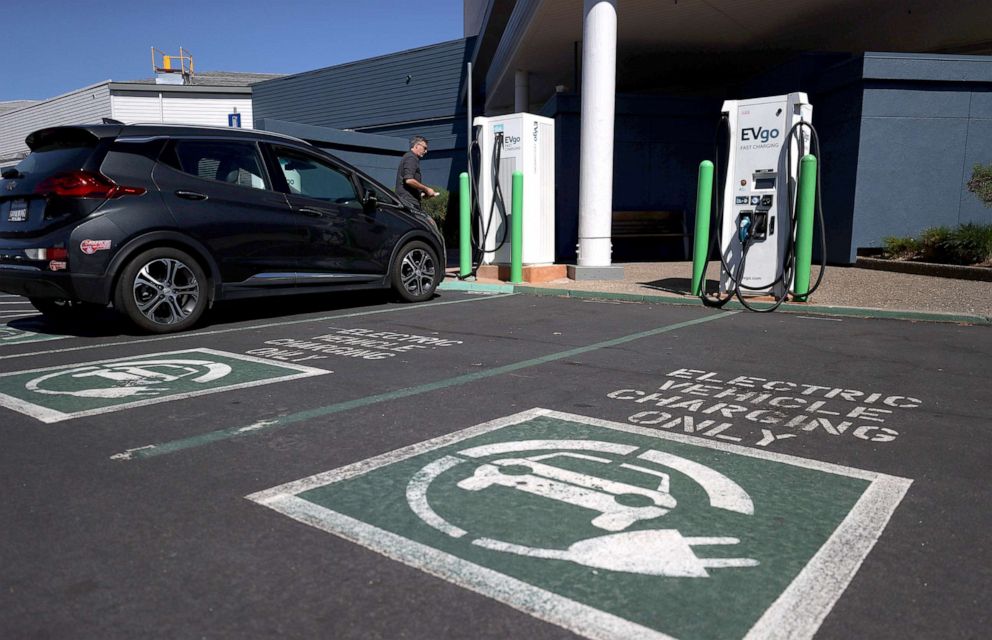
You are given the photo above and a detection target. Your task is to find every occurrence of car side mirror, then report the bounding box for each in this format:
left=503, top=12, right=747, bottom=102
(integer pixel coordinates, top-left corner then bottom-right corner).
left=362, top=189, right=378, bottom=213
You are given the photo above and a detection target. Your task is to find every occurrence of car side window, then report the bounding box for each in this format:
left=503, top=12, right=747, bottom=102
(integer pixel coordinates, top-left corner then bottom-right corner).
left=273, top=149, right=358, bottom=206
left=360, top=177, right=400, bottom=207
left=173, top=140, right=268, bottom=190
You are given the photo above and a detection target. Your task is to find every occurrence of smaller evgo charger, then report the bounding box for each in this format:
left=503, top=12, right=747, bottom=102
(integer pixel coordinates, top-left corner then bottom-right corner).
left=473, top=113, right=555, bottom=266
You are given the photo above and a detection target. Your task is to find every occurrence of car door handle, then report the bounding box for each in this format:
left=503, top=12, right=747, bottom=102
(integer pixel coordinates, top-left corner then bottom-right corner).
left=296, top=207, right=324, bottom=217
left=175, top=190, right=208, bottom=201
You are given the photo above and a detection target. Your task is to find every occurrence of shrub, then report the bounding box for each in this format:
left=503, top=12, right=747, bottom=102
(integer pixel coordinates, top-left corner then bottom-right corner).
left=419, top=186, right=449, bottom=222
left=946, top=222, right=992, bottom=265
left=919, top=226, right=952, bottom=263
left=883, top=223, right=992, bottom=265
left=967, top=163, right=992, bottom=207
left=882, top=235, right=921, bottom=260
left=419, top=186, right=458, bottom=242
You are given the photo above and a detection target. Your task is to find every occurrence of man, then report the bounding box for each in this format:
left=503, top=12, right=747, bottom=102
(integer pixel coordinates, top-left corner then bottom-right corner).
left=395, top=135, right=437, bottom=210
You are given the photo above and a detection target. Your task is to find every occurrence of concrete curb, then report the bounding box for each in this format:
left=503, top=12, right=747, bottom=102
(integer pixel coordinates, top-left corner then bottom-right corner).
left=439, top=280, right=992, bottom=326
left=439, top=280, right=515, bottom=294
left=856, top=257, right=992, bottom=282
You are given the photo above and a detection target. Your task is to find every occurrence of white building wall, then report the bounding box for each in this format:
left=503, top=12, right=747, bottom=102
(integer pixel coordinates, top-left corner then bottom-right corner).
left=110, top=92, right=165, bottom=122
left=112, top=92, right=253, bottom=129
left=1, top=85, right=255, bottom=166
left=0, top=83, right=112, bottom=164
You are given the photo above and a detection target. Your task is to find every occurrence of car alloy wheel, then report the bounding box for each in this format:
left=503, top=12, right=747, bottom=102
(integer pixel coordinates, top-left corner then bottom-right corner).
left=115, top=247, right=208, bottom=333
left=392, top=240, right=439, bottom=302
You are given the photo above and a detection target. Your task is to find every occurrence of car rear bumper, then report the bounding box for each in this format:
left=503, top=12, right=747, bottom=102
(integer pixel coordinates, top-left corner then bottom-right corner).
left=0, top=266, right=108, bottom=303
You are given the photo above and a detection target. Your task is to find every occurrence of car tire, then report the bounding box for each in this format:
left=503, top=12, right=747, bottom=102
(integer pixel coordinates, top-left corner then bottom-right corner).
left=391, top=240, right=440, bottom=303
left=114, top=247, right=208, bottom=333
left=29, top=298, right=98, bottom=322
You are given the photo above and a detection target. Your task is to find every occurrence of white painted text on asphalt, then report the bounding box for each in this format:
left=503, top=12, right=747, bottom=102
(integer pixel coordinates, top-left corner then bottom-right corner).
left=246, top=327, right=463, bottom=362
left=608, top=368, right=922, bottom=447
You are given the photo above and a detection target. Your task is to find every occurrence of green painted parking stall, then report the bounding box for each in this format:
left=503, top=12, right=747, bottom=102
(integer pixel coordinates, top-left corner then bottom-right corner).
left=0, top=347, right=330, bottom=423
left=250, top=408, right=910, bottom=640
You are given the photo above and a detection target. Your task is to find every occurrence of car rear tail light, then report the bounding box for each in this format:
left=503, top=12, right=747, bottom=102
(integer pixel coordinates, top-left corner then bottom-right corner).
left=34, top=171, right=145, bottom=199
left=25, top=247, right=68, bottom=260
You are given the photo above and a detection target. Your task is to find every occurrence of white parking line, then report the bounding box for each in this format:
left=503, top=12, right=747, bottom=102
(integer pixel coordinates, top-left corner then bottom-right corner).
left=0, top=293, right=516, bottom=361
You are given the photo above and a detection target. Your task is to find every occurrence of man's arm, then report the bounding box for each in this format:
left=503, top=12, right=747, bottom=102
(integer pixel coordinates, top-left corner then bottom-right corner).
left=404, top=177, right=437, bottom=198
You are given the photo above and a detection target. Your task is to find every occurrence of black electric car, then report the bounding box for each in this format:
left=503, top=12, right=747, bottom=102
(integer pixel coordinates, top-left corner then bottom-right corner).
left=0, top=124, right=445, bottom=333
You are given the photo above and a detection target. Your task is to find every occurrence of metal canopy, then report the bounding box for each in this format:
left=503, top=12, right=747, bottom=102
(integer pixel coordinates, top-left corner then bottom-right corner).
left=483, top=0, right=992, bottom=111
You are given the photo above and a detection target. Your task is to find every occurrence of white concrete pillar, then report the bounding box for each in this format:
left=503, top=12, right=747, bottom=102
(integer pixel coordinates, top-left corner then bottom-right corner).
left=577, top=0, right=617, bottom=267
left=514, top=70, right=529, bottom=112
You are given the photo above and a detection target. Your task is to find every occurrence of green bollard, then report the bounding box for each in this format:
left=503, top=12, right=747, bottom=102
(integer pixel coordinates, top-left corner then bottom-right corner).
left=510, top=171, right=524, bottom=283
left=458, top=172, right=471, bottom=277
left=691, top=161, right=714, bottom=296
left=793, top=155, right=817, bottom=301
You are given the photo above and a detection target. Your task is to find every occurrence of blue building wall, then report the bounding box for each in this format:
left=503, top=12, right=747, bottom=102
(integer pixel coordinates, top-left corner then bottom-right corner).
left=252, top=38, right=473, bottom=131
left=252, top=39, right=475, bottom=209
left=853, top=54, right=992, bottom=261
left=745, top=52, right=992, bottom=263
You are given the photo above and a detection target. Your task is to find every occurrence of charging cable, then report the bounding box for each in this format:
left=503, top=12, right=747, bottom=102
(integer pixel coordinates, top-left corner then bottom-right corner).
left=700, top=114, right=827, bottom=312
left=461, top=130, right=509, bottom=279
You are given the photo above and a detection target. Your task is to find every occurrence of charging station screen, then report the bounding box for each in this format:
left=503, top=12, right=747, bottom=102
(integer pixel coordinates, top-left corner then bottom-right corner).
left=754, top=178, right=776, bottom=190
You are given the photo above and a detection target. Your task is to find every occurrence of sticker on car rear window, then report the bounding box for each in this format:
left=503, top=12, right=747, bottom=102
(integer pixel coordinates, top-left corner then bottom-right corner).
left=80, top=239, right=112, bottom=254
left=7, top=200, right=27, bottom=222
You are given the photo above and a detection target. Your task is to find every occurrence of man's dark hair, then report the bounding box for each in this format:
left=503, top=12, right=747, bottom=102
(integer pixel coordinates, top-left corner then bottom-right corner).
left=410, top=135, right=428, bottom=149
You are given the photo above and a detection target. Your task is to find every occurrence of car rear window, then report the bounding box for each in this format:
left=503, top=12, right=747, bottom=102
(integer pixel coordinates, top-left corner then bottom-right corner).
left=16, top=130, right=98, bottom=177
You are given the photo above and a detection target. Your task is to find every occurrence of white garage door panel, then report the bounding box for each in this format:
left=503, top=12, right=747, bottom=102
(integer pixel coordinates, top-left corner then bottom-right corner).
left=163, top=96, right=253, bottom=128
left=111, top=93, right=253, bottom=128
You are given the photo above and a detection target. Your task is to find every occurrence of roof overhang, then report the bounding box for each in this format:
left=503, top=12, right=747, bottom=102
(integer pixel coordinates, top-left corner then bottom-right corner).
left=483, top=0, right=992, bottom=112
left=107, top=83, right=254, bottom=95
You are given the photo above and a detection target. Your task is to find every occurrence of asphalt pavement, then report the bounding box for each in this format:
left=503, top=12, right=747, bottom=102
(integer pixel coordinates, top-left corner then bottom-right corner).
left=0, top=283, right=989, bottom=639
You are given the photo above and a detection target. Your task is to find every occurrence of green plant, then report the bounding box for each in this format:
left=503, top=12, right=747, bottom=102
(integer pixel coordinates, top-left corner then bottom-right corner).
left=919, top=226, right=952, bottom=263
left=967, top=163, right=992, bottom=207
left=945, top=222, right=992, bottom=265
left=419, top=186, right=459, bottom=242
left=882, top=235, right=921, bottom=260
left=419, top=186, right=450, bottom=223
left=882, top=223, right=992, bottom=265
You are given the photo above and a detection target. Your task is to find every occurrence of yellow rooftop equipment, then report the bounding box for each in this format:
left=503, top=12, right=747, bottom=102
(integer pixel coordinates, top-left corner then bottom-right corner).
left=151, top=47, right=194, bottom=85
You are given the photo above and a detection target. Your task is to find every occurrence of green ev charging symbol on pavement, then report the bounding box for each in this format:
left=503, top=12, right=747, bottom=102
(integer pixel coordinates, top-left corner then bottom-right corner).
left=411, top=441, right=758, bottom=578
left=0, top=325, right=67, bottom=345
left=250, top=408, right=911, bottom=640
left=0, top=348, right=329, bottom=423
left=26, top=359, right=232, bottom=399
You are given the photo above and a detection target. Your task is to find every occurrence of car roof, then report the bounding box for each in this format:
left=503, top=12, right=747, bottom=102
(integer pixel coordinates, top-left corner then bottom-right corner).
left=26, top=123, right=312, bottom=148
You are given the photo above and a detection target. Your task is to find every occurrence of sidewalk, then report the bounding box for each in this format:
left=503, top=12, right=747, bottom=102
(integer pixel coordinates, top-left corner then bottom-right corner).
left=442, top=261, right=992, bottom=325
